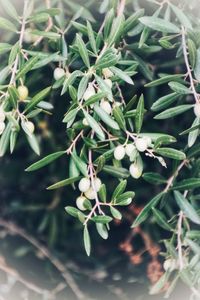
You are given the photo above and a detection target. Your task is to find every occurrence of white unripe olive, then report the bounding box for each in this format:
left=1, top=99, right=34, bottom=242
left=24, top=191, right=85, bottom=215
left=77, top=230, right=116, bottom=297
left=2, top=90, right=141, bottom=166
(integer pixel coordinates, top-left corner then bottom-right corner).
left=17, top=86, right=29, bottom=101
left=82, top=118, right=89, bottom=126
left=194, top=103, right=200, bottom=117
left=0, top=107, right=5, bottom=122
left=78, top=177, right=91, bottom=193
left=104, top=79, right=112, bottom=88
left=0, top=122, right=5, bottom=135
left=84, top=187, right=96, bottom=200
left=54, top=68, right=65, bottom=81
left=83, top=83, right=96, bottom=101
left=144, top=136, right=152, bottom=147
left=100, top=100, right=112, bottom=115
left=93, top=177, right=102, bottom=192
left=125, top=143, right=136, bottom=157
left=114, top=145, right=125, bottom=161
left=102, top=68, right=113, bottom=78
left=76, top=196, right=87, bottom=211
left=25, top=121, right=35, bottom=134
left=163, top=259, right=178, bottom=272
left=135, top=138, right=148, bottom=152
left=129, top=163, right=142, bottom=179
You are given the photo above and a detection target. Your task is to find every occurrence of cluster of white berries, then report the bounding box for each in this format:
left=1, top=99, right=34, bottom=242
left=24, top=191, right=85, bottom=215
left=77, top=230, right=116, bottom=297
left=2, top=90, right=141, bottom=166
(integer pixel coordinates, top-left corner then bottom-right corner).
left=0, top=106, right=6, bottom=135
left=76, top=177, right=102, bottom=211
left=81, top=68, right=119, bottom=124
left=114, top=136, right=152, bottom=179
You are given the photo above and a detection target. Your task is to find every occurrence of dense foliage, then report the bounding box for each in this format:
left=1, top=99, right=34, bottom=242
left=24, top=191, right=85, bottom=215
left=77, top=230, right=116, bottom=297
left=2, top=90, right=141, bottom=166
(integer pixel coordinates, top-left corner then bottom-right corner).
left=1, top=0, right=200, bottom=299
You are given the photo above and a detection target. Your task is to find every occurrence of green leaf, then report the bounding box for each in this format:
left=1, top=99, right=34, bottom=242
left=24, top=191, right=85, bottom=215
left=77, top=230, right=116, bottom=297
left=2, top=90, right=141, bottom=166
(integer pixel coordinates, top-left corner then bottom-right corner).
left=110, top=66, right=133, bottom=85
left=142, top=172, right=166, bottom=185
left=87, top=21, right=97, bottom=54
left=83, top=92, right=106, bottom=107
left=151, top=92, right=179, bottom=112
left=152, top=207, right=173, bottom=231
left=24, top=86, right=51, bottom=112
left=131, top=192, right=164, bottom=228
left=174, top=191, right=200, bottom=225
left=123, top=9, right=144, bottom=34
left=61, top=71, right=83, bottom=95
left=77, top=75, right=90, bottom=100
left=110, top=206, right=122, bottom=220
left=168, top=81, right=191, bottom=94
left=108, top=14, right=125, bottom=46
left=103, top=165, right=129, bottom=179
left=83, top=226, right=91, bottom=256
left=96, top=223, right=108, bottom=240
left=8, top=85, right=19, bottom=108
left=154, top=105, right=193, bottom=120
left=47, top=176, right=81, bottom=190
left=92, top=215, right=113, bottom=224
left=26, top=133, right=40, bottom=156
left=0, top=43, right=12, bottom=55
left=111, top=180, right=127, bottom=201
left=83, top=109, right=105, bottom=141
left=194, top=48, right=200, bottom=82
left=188, top=39, right=197, bottom=69
left=93, top=104, right=120, bottom=130
left=95, top=48, right=119, bottom=69
left=31, top=30, right=60, bottom=39
left=76, top=34, right=90, bottom=68
left=0, top=123, right=12, bottom=157
left=139, top=16, right=180, bottom=33
left=113, top=106, right=126, bottom=131
left=65, top=206, right=80, bottom=218
left=29, top=12, right=49, bottom=23
left=188, top=117, right=200, bottom=147
left=16, top=55, right=40, bottom=80
left=1, top=0, right=19, bottom=21
left=169, top=3, right=192, bottom=29
left=154, top=147, right=186, bottom=160
left=172, top=178, right=200, bottom=190
left=135, top=94, right=144, bottom=134
left=26, top=151, right=66, bottom=172
left=145, top=74, right=184, bottom=87
left=154, top=135, right=176, bottom=148
left=0, top=17, right=17, bottom=32
left=95, top=74, right=112, bottom=101
left=71, top=152, right=88, bottom=177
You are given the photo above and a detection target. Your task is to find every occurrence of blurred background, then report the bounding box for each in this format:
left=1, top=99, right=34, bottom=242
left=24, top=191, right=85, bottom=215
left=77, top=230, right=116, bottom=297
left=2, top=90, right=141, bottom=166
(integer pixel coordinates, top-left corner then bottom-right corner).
left=0, top=0, right=199, bottom=299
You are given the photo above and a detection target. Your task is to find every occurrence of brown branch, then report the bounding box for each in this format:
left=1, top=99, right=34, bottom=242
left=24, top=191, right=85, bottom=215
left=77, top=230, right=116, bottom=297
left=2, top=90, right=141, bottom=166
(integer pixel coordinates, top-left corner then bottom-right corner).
left=117, top=0, right=126, bottom=16
left=0, top=219, right=85, bottom=300
left=33, top=0, right=53, bottom=47
left=181, top=26, right=200, bottom=103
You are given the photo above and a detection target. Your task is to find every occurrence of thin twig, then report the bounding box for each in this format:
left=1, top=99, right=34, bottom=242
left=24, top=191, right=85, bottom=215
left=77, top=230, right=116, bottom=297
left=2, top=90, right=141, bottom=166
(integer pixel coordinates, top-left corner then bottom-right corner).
left=9, top=0, right=28, bottom=86
left=117, top=0, right=126, bottom=16
left=177, top=211, right=184, bottom=270
left=33, top=0, right=53, bottom=47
